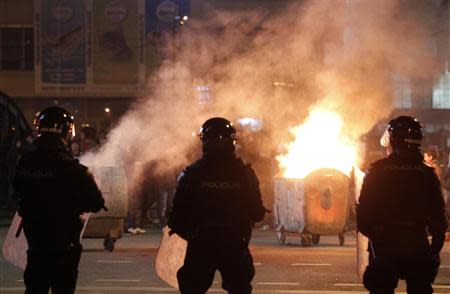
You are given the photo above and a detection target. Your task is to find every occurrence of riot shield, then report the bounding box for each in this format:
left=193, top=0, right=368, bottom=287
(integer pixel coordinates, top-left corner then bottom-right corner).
left=154, top=226, right=187, bottom=289
left=2, top=212, right=27, bottom=270
left=2, top=212, right=91, bottom=270
left=353, top=167, right=369, bottom=281
left=80, top=213, right=91, bottom=242
left=357, top=230, right=369, bottom=280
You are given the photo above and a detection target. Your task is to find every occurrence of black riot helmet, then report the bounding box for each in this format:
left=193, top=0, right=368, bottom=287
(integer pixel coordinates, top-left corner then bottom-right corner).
left=387, top=116, right=423, bottom=152
left=199, top=117, right=237, bottom=154
left=34, top=106, right=74, bottom=141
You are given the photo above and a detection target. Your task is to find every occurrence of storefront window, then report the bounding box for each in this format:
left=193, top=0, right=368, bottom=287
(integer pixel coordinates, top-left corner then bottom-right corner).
left=0, top=27, right=34, bottom=70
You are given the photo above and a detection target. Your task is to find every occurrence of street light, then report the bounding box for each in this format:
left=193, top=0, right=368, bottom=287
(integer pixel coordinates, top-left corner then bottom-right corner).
left=178, top=15, right=189, bottom=25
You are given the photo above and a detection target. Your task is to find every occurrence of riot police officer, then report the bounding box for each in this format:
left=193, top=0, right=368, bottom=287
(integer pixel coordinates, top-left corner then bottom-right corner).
left=14, top=107, right=105, bottom=294
left=357, top=116, right=448, bottom=294
left=168, top=117, right=267, bottom=294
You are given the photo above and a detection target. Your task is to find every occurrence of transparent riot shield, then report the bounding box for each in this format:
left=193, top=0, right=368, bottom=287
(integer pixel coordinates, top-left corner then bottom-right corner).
left=154, top=226, right=187, bottom=289
left=2, top=212, right=91, bottom=270
left=2, top=212, right=27, bottom=270
left=353, top=167, right=368, bottom=281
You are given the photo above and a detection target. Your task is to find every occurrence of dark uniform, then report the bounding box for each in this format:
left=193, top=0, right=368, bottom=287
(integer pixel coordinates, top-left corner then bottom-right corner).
left=168, top=117, right=266, bottom=294
left=357, top=116, right=448, bottom=294
left=14, top=107, right=105, bottom=294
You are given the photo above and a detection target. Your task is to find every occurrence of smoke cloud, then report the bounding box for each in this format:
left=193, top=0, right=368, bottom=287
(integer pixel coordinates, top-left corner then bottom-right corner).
left=82, top=0, right=444, bottom=192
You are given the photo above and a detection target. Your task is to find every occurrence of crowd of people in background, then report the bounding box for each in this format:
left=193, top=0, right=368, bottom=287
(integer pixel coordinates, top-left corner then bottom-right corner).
left=423, top=145, right=450, bottom=240
left=68, top=126, right=106, bottom=158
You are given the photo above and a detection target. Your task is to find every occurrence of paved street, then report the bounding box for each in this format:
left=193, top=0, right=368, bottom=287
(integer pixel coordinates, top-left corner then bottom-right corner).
left=1, top=228, right=449, bottom=294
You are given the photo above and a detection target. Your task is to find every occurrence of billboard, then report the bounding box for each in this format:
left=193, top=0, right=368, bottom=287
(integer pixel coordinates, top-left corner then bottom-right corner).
left=146, top=0, right=190, bottom=33
left=144, top=0, right=189, bottom=76
left=35, top=0, right=146, bottom=95
left=35, top=0, right=87, bottom=93
left=90, top=0, right=145, bottom=88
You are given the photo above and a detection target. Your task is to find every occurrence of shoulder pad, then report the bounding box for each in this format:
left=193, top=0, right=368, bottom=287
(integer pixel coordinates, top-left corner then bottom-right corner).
left=189, top=159, right=203, bottom=169
left=421, top=163, right=435, bottom=174
left=58, top=153, right=75, bottom=162
left=235, top=157, right=250, bottom=168
left=177, top=170, right=187, bottom=183
left=367, top=158, right=388, bottom=171
left=65, top=160, right=89, bottom=176
left=242, top=162, right=258, bottom=180
left=177, top=160, right=204, bottom=182
left=78, top=161, right=88, bottom=169
left=79, top=164, right=89, bottom=173
left=245, top=164, right=256, bottom=175
left=177, top=162, right=197, bottom=182
left=86, top=169, right=95, bottom=179
left=372, top=157, right=388, bottom=167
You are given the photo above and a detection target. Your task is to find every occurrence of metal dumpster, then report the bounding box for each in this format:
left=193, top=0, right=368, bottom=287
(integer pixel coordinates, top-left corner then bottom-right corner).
left=83, top=166, right=128, bottom=251
left=274, top=168, right=350, bottom=246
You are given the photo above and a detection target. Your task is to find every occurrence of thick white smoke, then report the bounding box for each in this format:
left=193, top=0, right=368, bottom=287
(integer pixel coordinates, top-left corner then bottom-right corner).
left=81, top=0, right=444, bottom=192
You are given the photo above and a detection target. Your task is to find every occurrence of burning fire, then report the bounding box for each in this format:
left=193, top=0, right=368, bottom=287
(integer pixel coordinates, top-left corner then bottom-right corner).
left=277, top=109, right=357, bottom=179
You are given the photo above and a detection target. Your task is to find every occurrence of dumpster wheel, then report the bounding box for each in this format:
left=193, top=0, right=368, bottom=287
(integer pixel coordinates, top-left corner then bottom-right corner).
left=104, top=237, right=116, bottom=252
left=311, top=234, right=320, bottom=245
left=301, top=233, right=312, bottom=247
left=276, top=231, right=286, bottom=245
left=338, top=233, right=345, bottom=246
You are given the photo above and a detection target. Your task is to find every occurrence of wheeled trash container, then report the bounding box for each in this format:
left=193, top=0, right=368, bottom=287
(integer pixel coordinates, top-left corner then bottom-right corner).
left=83, top=166, right=128, bottom=251
left=273, top=168, right=350, bottom=246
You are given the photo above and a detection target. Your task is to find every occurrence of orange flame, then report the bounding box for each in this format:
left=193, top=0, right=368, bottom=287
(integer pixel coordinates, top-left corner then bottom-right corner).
left=277, top=109, right=357, bottom=179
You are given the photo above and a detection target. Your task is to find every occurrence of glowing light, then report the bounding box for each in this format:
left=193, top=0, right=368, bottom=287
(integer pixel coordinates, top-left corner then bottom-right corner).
left=237, top=117, right=263, bottom=131
left=276, top=109, right=357, bottom=179
left=105, top=108, right=111, bottom=113
left=273, top=81, right=295, bottom=88
left=182, top=15, right=188, bottom=21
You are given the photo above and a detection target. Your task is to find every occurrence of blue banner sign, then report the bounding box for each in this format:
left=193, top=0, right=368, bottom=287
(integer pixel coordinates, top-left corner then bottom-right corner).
left=41, top=0, right=86, bottom=84
left=146, top=0, right=189, bottom=33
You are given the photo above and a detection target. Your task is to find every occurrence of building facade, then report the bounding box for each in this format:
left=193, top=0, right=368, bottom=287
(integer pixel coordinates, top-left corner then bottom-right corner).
left=1, top=0, right=449, bottom=151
